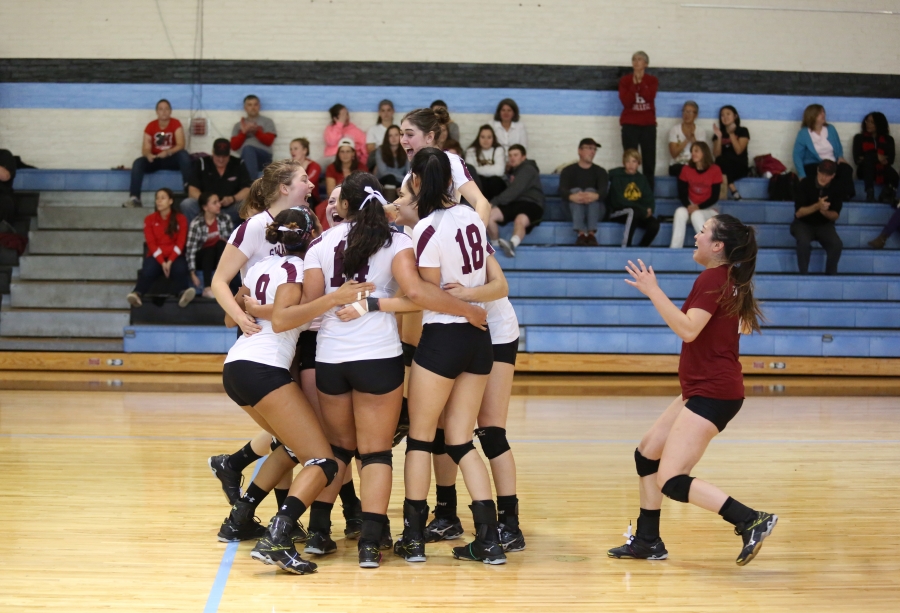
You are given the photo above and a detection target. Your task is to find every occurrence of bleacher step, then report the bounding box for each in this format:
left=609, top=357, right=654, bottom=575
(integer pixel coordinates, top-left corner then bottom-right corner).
left=17, top=255, right=141, bottom=281
left=28, top=230, right=144, bottom=255
left=0, top=337, right=125, bottom=352
left=10, top=280, right=133, bottom=309
left=37, top=191, right=134, bottom=208
left=0, top=304, right=130, bottom=338
left=38, top=206, right=146, bottom=230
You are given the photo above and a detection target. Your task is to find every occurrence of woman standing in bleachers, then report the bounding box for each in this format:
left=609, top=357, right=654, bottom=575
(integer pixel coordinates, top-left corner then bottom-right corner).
left=670, top=143, right=722, bottom=249
left=126, top=187, right=195, bottom=308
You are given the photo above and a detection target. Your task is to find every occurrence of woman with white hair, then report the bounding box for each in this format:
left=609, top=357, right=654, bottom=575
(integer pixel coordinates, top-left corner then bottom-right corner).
left=619, top=51, right=658, bottom=189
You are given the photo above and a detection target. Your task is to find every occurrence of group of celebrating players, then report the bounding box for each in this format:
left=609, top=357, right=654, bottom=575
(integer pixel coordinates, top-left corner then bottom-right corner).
left=202, top=106, right=777, bottom=575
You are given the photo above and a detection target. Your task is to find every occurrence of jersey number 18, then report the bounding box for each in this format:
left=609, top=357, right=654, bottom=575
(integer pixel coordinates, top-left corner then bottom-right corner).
left=454, top=224, right=484, bottom=274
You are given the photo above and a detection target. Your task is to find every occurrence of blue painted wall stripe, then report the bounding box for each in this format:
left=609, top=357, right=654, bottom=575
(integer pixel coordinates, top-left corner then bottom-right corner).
left=2, top=83, right=899, bottom=123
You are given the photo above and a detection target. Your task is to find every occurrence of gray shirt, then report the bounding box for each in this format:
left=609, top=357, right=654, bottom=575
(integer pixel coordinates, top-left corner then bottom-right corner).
left=231, top=115, right=277, bottom=154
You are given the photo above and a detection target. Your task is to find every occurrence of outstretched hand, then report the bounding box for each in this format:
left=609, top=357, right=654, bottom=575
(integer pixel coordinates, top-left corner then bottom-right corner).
left=624, top=259, right=659, bottom=296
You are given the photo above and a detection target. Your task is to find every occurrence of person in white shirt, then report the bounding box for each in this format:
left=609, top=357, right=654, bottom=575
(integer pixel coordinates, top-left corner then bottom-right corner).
left=490, top=98, right=528, bottom=152
left=365, top=99, right=395, bottom=166
left=668, top=100, right=708, bottom=177
left=466, top=125, right=507, bottom=201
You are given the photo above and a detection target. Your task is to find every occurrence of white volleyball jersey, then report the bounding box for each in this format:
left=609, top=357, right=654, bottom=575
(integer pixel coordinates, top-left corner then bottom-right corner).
left=304, top=223, right=412, bottom=363
left=402, top=151, right=473, bottom=203
left=487, top=297, right=519, bottom=344
left=228, top=210, right=285, bottom=280
left=225, top=255, right=304, bottom=370
left=413, top=205, right=495, bottom=325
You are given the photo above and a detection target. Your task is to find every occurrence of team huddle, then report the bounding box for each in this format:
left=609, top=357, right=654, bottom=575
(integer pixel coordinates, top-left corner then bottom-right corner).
left=205, top=107, right=777, bottom=575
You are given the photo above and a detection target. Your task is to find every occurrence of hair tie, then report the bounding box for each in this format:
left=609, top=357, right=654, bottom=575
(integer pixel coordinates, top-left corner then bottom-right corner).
left=360, top=186, right=388, bottom=210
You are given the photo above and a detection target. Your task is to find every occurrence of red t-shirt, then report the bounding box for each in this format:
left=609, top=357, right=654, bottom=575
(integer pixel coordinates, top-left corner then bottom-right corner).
left=679, top=164, right=724, bottom=205
left=145, top=118, right=183, bottom=155
left=203, top=219, right=220, bottom=248
left=306, top=160, right=322, bottom=204
left=678, top=265, right=744, bottom=400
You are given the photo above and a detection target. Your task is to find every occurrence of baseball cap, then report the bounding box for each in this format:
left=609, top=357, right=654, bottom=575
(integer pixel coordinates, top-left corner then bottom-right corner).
left=579, top=138, right=601, bottom=148
left=213, top=138, right=231, bottom=156
left=817, top=159, right=837, bottom=176
left=337, top=137, right=356, bottom=150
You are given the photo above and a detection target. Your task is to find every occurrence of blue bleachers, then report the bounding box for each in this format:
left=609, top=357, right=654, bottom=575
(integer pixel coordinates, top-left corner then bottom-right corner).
left=124, top=325, right=237, bottom=353
left=13, top=169, right=184, bottom=192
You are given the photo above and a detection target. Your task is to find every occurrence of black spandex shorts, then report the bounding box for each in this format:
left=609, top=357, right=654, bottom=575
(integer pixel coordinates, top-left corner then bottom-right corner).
left=498, top=200, right=543, bottom=232
left=414, top=323, right=493, bottom=379
left=316, top=354, right=405, bottom=396
left=401, top=341, right=417, bottom=368
left=223, top=360, right=294, bottom=407
left=492, top=338, right=519, bottom=366
left=685, top=396, right=743, bottom=432
left=296, top=330, right=318, bottom=371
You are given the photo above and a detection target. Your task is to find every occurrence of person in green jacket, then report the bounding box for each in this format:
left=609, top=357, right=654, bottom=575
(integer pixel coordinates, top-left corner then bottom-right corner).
left=607, top=149, right=660, bottom=247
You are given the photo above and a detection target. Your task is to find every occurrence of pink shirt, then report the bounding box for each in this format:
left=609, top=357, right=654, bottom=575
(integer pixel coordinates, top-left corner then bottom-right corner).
left=324, top=122, right=368, bottom=165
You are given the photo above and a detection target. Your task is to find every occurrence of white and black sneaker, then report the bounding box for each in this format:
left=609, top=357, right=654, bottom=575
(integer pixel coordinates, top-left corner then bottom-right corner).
left=497, top=238, right=516, bottom=258
left=122, top=196, right=142, bottom=208
left=735, top=512, right=778, bottom=566
left=607, top=522, right=668, bottom=560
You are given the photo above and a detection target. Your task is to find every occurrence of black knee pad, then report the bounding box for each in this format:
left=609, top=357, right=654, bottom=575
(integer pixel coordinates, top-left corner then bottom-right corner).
left=270, top=437, right=282, bottom=452
left=433, top=428, right=446, bottom=455
left=359, top=450, right=393, bottom=468
left=445, top=440, right=476, bottom=464
left=475, top=426, right=510, bottom=460
left=305, top=457, right=339, bottom=486
left=405, top=437, right=433, bottom=454
left=282, top=445, right=300, bottom=464
left=661, top=474, right=695, bottom=503
left=330, top=444, right=355, bottom=465
left=634, top=448, right=660, bottom=477
left=402, top=342, right=417, bottom=368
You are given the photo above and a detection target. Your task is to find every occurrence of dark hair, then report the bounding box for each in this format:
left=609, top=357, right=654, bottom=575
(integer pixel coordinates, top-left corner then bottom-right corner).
left=329, top=103, right=346, bottom=122
left=155, top=188, right=179, bottom=238
left=265, top=206, right=316, bottom=256
left=198, top=192, right=218, bottom=210
left=402, top=107, right=450, bottom=143
left=243, top=94, right=259, bottom=104
left=443, top=139, right=463, bottom=157
left=861, top=112, right=890, bottom=136
left=688, top=141, right=714, bottom=171
left=717, top=105, right=742, bottom=134
left=709, top=214, right=763, bottom=334
left=430, top=99, right=448, bottom=109
left=493, top=98, right=520, bottom=123
left=376, top=99, right=394, bottom=125
left=409, top=148, right=453, bottom=220
left=331, top=144, right=359, bottom=175
left=340, top=172, right=393, bottom=279
left=379, top=125, right=405, bottom=168
left=508, top=144, right=527, bottom=157
left=468, top=124, right=500, bottom=166
left=156, top=99, right=171, bottom=110
left=802, top=104, right=825, bottom=129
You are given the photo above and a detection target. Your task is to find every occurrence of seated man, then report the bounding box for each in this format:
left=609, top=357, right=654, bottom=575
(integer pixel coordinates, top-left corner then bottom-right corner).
left=791, top=159, right=843, bottom=275
left=488, top=144, right=544, bottom=257
left=123, top=99, right=191, bottom=208
left=559, top=138, right=609, bottom=246
left=0, top=147, right=16, bottom=225
left=230, top=94, right=277, bottom=178
left=180, top=139, right=252, bottom=223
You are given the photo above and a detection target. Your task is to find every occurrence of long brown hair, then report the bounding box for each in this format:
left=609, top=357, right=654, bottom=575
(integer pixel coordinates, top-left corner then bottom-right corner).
left=802, top=104, right=825, bottom=129
left=689, top=142, right=714, bottom=171
left=710, top=214, right=764, bottom=334
left=156, top=188, right=179, bottom=237
left=379, top=125, right=405, bottom=168
left=467, top=124, right=500, bottom=166
left=401, top=107, right=450, bottom=142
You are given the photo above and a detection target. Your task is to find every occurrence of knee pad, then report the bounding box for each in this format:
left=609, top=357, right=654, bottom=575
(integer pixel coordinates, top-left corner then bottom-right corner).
left=359, top=450, right=393, bottom=469
left=661, top=474, right=695, bottom=503
left=282, top=445, right=300, bottom=464
left=432, top=428, right=446, bottom=455
left=305, top=457, right=338, bottom=486
left=330, top=444, right=355, bottom=465
left=475, top=426, right=510, bottom=460
left=270, top=437, right=282, bottom=452
left=405, top=437, right=433, bottom=454
left=634, top=448, right=660, bottom=477
left=445, top=440, right=476, bottom=464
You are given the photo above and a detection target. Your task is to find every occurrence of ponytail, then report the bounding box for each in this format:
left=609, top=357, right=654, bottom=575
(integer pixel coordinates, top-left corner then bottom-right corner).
left=409, top=147, right=452, bottom=220
left=156, top=188, right=179, bottom=237
left=341, top=172, right=393, bottom=279
left=710, top=214, right=764, bottom=333
left=239, top=159, right=304, bottom=220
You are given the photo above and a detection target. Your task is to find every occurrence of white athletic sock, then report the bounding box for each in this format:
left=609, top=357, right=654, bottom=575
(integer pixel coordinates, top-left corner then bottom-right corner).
left=490, top=239, right=499, bottom=247
left=510, top=235, right=521, bottom=248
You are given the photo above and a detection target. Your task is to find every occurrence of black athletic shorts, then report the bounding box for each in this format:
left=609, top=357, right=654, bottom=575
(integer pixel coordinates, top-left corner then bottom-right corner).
left=223, top=360, right=294, bottom=407
left=498, top=200, right=543, bottom=232
left=316, top=354, right=405, bottom=396
left=414, top=322, right=493, bottom=379
left=685, top=396, right=743, bottom=432
left=492, top=338, right=519, bottom=366
left=296, top=330, right=318, bottom=371
left=401, top=341, right=417, bottom=368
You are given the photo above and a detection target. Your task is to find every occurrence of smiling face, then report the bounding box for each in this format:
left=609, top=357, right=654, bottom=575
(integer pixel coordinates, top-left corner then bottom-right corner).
left=155, top=189, right=173, bottom=213
left=156, top=101, right=172, bottom=122
left=720, top=107, right=735, bottom=127
left=280, top=169, right=312, bottom=205
left=289, top=140, right=308, bottom=162
left=693, top=217, right=724, bottom=266
left=400, top=119, right=433, bottom=160
left=394, top=181, right=421, bottom=227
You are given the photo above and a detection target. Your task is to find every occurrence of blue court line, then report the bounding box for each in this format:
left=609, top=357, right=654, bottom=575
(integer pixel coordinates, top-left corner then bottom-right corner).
left=203, top=455, right=266, bottom=613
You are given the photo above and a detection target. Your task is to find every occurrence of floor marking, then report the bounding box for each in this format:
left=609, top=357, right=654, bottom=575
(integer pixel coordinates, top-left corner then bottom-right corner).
left=0, top=433, right=248, bottom=442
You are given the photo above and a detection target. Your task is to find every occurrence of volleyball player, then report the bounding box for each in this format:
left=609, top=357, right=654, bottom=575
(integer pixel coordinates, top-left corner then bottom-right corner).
left=607, top=214, right=777, bottom=566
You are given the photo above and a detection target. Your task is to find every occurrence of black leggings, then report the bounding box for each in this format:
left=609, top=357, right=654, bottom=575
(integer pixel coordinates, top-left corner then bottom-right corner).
left=195, top=241, right=227, bottom=288
left=621, top=124, right=657, bottom=189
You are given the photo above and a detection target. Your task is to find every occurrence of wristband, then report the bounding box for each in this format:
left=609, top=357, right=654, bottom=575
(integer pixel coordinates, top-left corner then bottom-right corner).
left=367, top=296, right=380, bottom=312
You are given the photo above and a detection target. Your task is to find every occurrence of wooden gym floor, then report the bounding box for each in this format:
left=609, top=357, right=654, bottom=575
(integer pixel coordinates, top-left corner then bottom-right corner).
left=2, top=387, right=900, bottom=611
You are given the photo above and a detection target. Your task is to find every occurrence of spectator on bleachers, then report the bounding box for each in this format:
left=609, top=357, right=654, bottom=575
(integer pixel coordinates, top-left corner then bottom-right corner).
left=712, top=105, right=750, bottom=199
left=791, top=159, right=843, bottom=274
left=366, top=99, right=395, bottom=158
left=289, top=137, right=322, bottom=206
left=853, top=112, right=898, bottom=203
left=323, top=103, right=368, bottom=167
left=793, top=104, right=855, bottom=200
left=126, top=187, right=195, bottom=308
left=619, top=51, right=658, bottom=189
left=607, top=149, right=659, bottom=247
left=868, top=203, right=900, bottom=249
left=559, top=138, right=609, bottom=246
left=431, top=100, right=461, bottom=143
left=668, top=100, right=707, bottom=178
left=671, top=142, right=723, bottom=249
left=488, top=144, right=543, bottom=257
left=325, top=138, right=358, bottom=196
left=186, top=193, right=234, bottom=298
left=374, top=125, right=409, bottom=196
left=491, top=98, right=528, bottom=151
left=180, top=139, right=252, bottom=223
left=230, top=94, right=277, bottom=179
left=0, top=147, right=16, bottom=225
left=123, top=99, right=191, bottom=208
left=466, top=125, right=507, bottom=201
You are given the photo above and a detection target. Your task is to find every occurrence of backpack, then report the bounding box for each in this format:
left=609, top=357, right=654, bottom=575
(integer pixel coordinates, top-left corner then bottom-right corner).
left=754, top=154, right=787, bottom=177
left=768, top=172, right=799, bottom=201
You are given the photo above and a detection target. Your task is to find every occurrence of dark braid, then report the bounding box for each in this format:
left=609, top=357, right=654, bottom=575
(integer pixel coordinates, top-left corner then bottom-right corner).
left=341, top=172, right=393, bottom=279
left=710, top=213, right=764, bottom=334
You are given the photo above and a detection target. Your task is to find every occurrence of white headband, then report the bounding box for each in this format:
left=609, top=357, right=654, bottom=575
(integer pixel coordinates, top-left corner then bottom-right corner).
left=360, top=186, right=388, bottom=210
